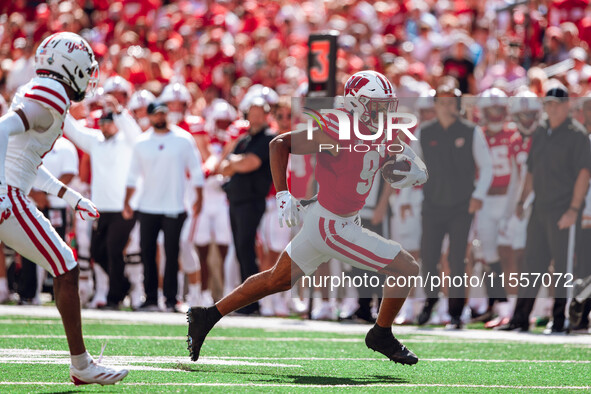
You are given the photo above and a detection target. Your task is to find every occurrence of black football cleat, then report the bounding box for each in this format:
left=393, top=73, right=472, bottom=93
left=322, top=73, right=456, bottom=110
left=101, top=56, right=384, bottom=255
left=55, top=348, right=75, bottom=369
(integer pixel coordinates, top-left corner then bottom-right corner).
left=365, top=327, right=418, bottom=365
left=496, top=321, right=529, bottom=332
left=186, top=307, right=215, bottom=362
left=417, top=298, right=437, bottom=326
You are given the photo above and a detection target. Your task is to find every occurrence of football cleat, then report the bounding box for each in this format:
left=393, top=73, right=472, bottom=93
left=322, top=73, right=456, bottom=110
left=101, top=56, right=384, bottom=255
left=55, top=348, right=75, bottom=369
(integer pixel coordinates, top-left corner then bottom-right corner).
left=417, top=298, right=437, bottom=326
left=496, top=321, right=529, bottom=332
left=70, top=361, right=128, bottom=386
left=365, top=327, right=418, bottom=365
left=187, top=307, right=215, bottom=362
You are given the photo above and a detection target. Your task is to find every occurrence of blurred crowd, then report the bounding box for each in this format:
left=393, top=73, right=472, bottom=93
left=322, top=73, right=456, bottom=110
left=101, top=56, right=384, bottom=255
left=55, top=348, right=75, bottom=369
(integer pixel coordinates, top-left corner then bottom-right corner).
left=3, top=0, right=591, bottom=106
left=0, top=0, right=591, bottom=330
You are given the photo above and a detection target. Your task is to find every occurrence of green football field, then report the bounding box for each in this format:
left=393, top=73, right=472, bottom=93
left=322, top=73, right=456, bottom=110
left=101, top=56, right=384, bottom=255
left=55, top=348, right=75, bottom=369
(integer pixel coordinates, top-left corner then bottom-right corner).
left=0, top=305, right=589, bottom=392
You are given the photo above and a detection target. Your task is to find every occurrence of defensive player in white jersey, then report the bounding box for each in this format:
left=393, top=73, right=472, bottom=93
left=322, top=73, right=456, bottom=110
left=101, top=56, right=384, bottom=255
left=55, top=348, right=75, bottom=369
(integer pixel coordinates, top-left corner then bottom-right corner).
left=0, top=32, right=128, bottom=385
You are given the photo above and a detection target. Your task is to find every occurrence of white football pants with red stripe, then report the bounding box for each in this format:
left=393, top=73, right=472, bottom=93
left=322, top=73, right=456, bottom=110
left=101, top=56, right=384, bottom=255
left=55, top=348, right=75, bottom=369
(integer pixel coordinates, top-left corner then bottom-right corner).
left=1, top=186, right=76, bottom=277
left=287, top=201, right=401, bottom=275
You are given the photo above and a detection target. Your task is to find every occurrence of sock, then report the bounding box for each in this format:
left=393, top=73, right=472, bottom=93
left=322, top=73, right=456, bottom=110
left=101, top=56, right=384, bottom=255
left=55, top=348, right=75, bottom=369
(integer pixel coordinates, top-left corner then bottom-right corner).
left=206, top=305, right=223, bottom=326
left=71, top=351, right=92, bottom=370
left=372, top=323, right=392, bottom=336
left=0, top=277, right=7, bottom=291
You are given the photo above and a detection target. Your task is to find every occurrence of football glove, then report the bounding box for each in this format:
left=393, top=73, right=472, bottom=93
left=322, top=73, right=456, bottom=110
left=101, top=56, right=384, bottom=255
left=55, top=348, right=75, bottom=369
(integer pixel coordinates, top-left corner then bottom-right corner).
left=389, top=154, right=428, bottom=189
left=276, top=190, right=301, bottom=228
left=63, top=188, right=100, bottom=221
left=0, top=193, right=12, bottom=225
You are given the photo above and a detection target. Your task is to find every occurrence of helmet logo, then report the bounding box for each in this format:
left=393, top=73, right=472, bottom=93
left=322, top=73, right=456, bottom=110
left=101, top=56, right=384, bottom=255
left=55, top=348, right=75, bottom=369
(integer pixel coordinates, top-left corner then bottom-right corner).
left=65, top=41, right=89, bottom=54
left=375, top=74, right=393, bottom=95
left=345, top=76, right=370, bottom=96
left=47, top=56, right=54, bottom=65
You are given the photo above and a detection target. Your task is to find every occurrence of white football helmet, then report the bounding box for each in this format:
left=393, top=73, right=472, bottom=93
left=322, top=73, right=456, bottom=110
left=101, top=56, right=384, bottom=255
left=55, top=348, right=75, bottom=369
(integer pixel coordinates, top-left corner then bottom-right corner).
left=247, top=85, right=279, bottom=105
left=344, top=70, right=397, bottom=133
left=103, top=76, right=132, bottom=97
left=159, top=82, right=191, bottom=104
left=35, top=32, right=99, bottom=102
left=478, top=88, right=508, bottom=133
left=239, top=86, right=277, bottom=113
left=509, top=90, right=542, bottom=135
left=210, top=99, right=237, bottom=122
left=128, top=89, right=156, bottom=111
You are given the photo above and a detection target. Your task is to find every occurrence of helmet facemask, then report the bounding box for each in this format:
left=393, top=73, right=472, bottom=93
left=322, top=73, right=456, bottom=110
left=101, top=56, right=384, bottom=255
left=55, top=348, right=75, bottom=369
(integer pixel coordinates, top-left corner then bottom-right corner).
left=482, top=105, right=507, bottom=133
left=514, top=111, right=538, bottom=135
left=354, top=95, right=398, bottom=134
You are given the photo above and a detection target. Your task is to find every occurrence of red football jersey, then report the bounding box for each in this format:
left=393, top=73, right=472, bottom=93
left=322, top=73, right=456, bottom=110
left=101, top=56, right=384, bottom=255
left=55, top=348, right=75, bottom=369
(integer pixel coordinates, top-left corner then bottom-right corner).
left=483, top=127, right=518, bottom=189
left=177, top=116, right=206, bottom=136
left=316, top=109, right=393, bottom=215
left=510, top=132, right=533, bottom=177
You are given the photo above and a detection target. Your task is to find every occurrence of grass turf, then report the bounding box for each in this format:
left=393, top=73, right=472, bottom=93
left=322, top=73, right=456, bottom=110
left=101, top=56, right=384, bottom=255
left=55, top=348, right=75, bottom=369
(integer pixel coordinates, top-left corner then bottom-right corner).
left=0, top=314, right=589, bottom=392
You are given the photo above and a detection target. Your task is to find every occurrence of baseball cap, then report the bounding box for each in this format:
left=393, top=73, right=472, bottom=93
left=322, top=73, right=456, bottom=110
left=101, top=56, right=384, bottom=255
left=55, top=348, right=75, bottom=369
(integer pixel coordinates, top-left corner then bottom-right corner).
left=98, top=111, right=114, bottom=124
left=147, top=101, right=169, bottom=114
left=544, top=85, right=569, bottom=102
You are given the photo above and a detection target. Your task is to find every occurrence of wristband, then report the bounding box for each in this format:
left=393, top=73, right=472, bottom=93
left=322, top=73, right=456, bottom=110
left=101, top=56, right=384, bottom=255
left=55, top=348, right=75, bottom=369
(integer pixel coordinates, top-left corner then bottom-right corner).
left=63, top=188, right=83, bottom=209
left=569, top=206, right=580, bottom=213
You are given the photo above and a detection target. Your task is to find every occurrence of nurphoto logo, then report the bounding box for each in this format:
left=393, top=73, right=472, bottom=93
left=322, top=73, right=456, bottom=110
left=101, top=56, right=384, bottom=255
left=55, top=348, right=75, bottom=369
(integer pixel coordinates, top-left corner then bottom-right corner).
left=303, top=106, right=417, bottom=153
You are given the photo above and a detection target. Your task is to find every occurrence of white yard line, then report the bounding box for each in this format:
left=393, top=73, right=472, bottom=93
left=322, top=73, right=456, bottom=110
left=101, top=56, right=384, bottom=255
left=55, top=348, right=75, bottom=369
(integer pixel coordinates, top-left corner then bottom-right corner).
left=0, top=334, right=469, bottom=344
left=0, top=350, right=301, bottom=368
left=0, top=350, right=588, bottom=365
left=0, top=334, right=585, bottom=347
left=0, top=382, right=588, bottom=390
left=1, top=305, right=591, bottom=345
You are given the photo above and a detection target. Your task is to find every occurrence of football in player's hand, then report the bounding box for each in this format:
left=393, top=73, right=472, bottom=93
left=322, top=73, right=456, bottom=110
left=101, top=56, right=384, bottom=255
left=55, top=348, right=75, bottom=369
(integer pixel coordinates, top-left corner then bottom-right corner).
left=381, top=156, right=411, bottom=184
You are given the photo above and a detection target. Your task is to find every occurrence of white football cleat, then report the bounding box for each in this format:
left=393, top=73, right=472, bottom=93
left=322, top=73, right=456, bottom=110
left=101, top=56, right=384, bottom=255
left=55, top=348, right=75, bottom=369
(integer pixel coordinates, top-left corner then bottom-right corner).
left=70, top=361, right=128, bottom=386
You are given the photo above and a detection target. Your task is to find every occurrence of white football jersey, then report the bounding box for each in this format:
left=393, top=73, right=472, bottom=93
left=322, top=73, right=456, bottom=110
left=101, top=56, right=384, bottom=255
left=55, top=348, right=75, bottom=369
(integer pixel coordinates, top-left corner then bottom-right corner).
left=6, top=77, right=70, bottom=194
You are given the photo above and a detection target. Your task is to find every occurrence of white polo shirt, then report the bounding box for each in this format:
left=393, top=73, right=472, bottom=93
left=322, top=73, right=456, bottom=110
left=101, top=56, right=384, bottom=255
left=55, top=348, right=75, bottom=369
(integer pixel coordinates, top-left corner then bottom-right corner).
left=63, top=111, right=142, bottom=212
left=127, top=126, right=204, bottom=215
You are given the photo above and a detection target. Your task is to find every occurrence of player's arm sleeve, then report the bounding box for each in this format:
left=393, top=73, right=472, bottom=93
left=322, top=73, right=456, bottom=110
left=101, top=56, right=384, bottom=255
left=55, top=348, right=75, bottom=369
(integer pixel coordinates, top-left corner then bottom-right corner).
left=187, top=137, right=205, bottom=187
left=126, top=145, right=141, bottom=188
left=0, top=111, right=27, bottom=191
left=114, top=110, right=142, bottom=145
left=472, top=126, right=493, bottom=201
left=63, top=114, right=100, bottom=154
left=33, top=165, right=66, bottom=196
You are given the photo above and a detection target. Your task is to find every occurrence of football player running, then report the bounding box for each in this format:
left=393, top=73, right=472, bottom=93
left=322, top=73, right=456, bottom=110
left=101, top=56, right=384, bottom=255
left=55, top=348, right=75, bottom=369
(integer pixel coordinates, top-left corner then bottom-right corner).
left=0, top=32, right=128, bottom=385
left=187, top=70, right=427, bottom=365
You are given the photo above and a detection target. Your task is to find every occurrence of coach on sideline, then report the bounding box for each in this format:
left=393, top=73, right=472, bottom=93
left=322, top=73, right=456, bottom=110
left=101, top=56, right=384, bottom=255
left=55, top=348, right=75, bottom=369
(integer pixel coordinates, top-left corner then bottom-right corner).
left=123, top=101, right=204, bottom=312
left=219, top=96, right=275, bottom=315
left=500, top=85, right=591, bottom=333
left=403, top=82, right=493, bottom=329
left=64, top=95, right=141, bottom=309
